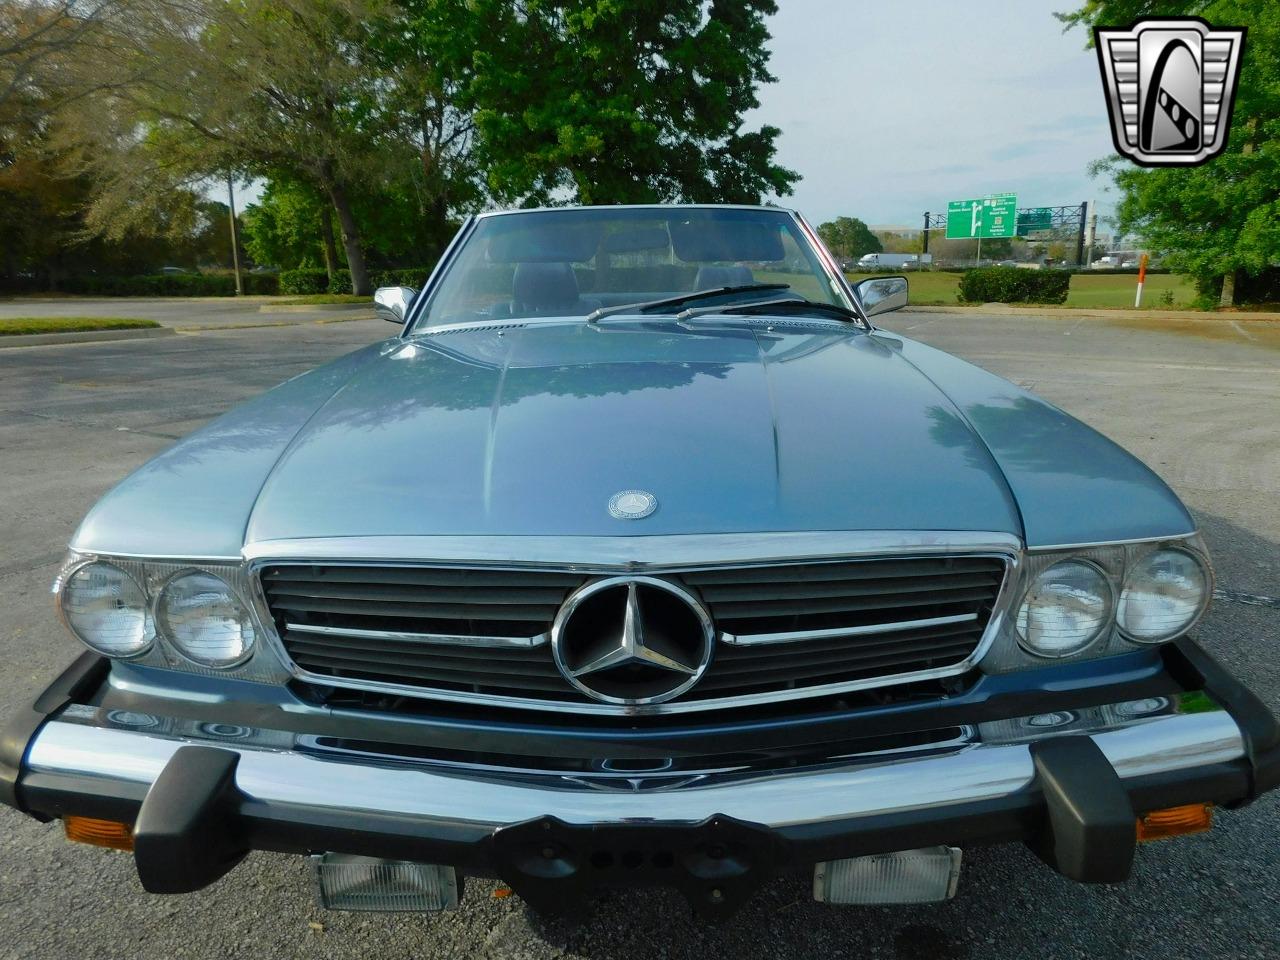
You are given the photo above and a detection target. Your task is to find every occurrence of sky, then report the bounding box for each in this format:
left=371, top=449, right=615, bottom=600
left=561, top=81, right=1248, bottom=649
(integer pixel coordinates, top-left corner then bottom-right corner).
left=752, top=0, right=1118, bottom=228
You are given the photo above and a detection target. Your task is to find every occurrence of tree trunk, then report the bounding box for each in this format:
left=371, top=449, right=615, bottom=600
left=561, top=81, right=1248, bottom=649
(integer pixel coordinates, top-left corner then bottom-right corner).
left=319, top=205, right=339, bottom=282
left=325, top=182, right=370, bottom=295
left=1219, top=270, right=1236, bottom=308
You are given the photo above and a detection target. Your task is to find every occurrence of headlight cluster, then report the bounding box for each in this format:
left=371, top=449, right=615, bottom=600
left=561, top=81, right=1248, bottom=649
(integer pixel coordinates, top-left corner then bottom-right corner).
left=57, top=557, right=259, bottom=670
left=1014, top=543, right=1211, bottom=660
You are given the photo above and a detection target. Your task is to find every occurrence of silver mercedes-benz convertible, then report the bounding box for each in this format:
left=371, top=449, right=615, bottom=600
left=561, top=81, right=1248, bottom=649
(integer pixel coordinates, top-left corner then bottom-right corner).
left=3, top=204, right=1275, bottom=919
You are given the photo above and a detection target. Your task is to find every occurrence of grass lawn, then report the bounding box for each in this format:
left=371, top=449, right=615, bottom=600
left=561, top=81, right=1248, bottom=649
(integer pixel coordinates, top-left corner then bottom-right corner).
left=272, top=294, right=369, bottom=305
left=0, top=317, right=161, bottom=336
left=845, top=271, right=1199, bottom=309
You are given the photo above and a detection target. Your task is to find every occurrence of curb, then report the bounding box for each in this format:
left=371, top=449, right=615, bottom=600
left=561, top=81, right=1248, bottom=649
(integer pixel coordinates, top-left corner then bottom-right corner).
left=0, top=327, right=174, bottom=349
left=258, top=303, right=370, bottom=314
left=177, top=314, right=374, bottom=333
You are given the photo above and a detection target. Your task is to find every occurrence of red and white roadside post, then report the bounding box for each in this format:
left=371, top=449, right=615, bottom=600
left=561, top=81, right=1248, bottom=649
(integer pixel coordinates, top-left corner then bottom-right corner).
left=1134, top=253, right=1149, bottom=307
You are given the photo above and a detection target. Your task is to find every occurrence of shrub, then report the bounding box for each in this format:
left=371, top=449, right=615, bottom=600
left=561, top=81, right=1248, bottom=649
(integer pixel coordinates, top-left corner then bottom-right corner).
left=274, top=265, right=440, bottom=296
left=958, top=267, right=1070, bottom=305
left=9, top=271, right=281, bottom=297
left=1194, top=267, right=1280, bottom=307
left=370, top=267, right=433, bottom=289
left=243, top=272, right=280, bottom=295
left=279, top=268, right=330, bottom=295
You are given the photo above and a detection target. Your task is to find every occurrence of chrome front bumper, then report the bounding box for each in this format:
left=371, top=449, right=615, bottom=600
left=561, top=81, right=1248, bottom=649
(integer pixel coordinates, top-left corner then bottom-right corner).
left=4, top=641, right=1278, bottom=918
left=21, top=702, right=1246, bottom=835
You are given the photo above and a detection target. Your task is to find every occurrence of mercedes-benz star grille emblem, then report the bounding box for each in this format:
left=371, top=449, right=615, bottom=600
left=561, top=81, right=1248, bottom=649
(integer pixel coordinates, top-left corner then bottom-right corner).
left=551, top=576, right=714, bottom=706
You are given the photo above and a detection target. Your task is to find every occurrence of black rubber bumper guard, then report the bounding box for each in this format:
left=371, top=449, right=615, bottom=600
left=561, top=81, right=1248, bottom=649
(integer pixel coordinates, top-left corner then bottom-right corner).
left=3, top=640, right=1278, bottom=919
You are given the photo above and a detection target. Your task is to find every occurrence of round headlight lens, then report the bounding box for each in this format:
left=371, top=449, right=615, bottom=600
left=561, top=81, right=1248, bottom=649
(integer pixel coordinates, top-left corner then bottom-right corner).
left=157, top=572, right=256, bottom=667
left=1016, top=560, right=1112, bottom=658
left=60, top=561, right=151, bottom=657
left=1118, top=549, right=1208, bottom=642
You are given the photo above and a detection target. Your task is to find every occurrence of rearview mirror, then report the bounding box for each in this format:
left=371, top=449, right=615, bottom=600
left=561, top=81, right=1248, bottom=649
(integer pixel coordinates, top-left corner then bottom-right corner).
left=853, top=276, right=908, bottom=318
left=373, top=286, right=417, bottom=325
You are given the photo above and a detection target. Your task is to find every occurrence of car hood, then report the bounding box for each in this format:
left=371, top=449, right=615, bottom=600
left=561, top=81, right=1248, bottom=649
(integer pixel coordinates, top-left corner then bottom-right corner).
left=72, top=317, right=1194, bottom=558
left=241, top=320, right=1021, bottom=543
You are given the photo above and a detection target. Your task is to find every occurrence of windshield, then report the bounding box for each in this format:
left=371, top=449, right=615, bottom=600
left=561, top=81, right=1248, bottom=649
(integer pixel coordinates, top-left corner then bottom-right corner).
left=414, top=207, right=850, bottom=328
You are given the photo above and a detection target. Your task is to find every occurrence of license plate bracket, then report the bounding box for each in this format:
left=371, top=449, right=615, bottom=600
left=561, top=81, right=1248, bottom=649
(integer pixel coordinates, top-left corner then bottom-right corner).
left=488, top=813, right=784, bottom=920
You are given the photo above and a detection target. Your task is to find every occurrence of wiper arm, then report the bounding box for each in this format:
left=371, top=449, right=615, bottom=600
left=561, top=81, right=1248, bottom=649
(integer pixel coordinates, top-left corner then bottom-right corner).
left=680, top=297, right=865, bottom=325
left=586, top=284, right=790, bottom=322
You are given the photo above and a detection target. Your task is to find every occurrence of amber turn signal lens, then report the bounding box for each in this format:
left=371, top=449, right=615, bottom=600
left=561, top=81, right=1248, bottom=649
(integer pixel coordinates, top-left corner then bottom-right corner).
left=1136, top=803, right=1213, bottom=842
left=63, top=816, right=134, bottom=851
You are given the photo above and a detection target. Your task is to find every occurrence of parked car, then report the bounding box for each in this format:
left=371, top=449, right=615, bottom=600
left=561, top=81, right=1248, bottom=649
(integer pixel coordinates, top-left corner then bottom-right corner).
left=4, top=205, right=1275, bottom=920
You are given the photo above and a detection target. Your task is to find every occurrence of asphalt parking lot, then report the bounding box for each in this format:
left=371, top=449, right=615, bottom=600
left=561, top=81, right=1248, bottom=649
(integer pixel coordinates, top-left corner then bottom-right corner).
left=0, top=310, right=1277, bottom=960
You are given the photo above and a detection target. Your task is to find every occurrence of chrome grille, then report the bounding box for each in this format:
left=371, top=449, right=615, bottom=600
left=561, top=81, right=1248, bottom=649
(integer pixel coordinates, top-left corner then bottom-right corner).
left=262, top=555, right=1008, bottom=713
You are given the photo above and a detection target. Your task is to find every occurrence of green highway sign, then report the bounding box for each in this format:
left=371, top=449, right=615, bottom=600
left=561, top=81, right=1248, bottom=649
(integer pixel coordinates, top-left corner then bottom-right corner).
left=945, top=194, right=1018, bottom=240
left=1017, top=207, right=1053, bottom=236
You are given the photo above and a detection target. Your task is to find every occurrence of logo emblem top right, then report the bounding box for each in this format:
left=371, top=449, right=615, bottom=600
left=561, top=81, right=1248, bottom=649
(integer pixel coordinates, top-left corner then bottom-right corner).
left=1095, top=18, right=1246, bottom=167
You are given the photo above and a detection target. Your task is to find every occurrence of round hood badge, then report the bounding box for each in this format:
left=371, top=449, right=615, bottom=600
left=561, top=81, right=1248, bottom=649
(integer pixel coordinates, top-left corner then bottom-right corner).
left=608, top=489, right=657, bottom=520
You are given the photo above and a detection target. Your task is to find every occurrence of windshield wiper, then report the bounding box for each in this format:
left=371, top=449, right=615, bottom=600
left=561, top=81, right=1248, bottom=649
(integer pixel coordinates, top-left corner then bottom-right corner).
left=690, top=297, right=864, bottom=326
left=586, top=284, right=790, bottom=322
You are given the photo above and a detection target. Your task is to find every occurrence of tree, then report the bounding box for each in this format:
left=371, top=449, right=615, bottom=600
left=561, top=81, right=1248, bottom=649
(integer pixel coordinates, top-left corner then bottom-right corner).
left=1059, top=2, right=1280, bottom=304
left=452, top=0, right=797, bottom=205
left=367, top=0, right=479, bottom=241
left=241, top=179, right=337, bottom=274
left=816, top=217, right=881, bottom=260
left=56, top=0, right=400, bottom=294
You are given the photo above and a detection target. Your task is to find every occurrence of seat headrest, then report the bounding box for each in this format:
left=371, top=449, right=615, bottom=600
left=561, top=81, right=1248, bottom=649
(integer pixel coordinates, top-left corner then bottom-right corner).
left=512, top=262, right=580, bottom=313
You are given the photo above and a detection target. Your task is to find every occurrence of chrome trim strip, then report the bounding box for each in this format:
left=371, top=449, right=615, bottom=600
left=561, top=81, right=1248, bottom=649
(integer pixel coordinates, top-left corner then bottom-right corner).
left=244, top=533, right=1022, bottom=717
left=1028, top=531, right=1200, bottom=552
left=720, top=612, right=979, bottom=647
left=284, top=622, right=549, bottom=650
left=24, top=704, right=1245, bottom=832
left=242, top=531, right=1023, bottom=568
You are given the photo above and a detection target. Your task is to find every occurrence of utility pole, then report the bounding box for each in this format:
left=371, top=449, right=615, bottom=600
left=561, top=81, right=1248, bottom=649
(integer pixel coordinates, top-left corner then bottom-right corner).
left=1075, top=201, right=1087, bottom=266
left=227, top=177, right=244, bottom=296
left=922, top=212, right=930, bottom=255
left=1085, top=200, right=1098, bottom=268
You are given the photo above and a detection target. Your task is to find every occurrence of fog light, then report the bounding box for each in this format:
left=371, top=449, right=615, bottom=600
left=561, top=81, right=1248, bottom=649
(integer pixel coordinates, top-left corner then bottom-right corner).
left=1136, top=803, right=1213, bottom=842
left=64, top=816, right=134, bottom=851
left=814, top=847, right=961, bottom=905
left=311, top=854, right=459, bottom=912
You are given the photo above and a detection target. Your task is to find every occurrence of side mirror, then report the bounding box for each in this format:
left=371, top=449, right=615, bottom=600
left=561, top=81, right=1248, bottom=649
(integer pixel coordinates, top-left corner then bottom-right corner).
left=373, top=286, right=417, bottom=325
left=853, top=276, right=908, bottom=318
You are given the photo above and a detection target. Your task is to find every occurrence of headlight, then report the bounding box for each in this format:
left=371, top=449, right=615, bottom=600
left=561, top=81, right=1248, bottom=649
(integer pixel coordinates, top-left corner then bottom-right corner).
left=1016, top=560, right=1112, bottom=658
left=1118, top=548, right=1209, bottom=642
left=59, top=561, right=151, bottom=657
left=157, top=571, right=256, bottom=667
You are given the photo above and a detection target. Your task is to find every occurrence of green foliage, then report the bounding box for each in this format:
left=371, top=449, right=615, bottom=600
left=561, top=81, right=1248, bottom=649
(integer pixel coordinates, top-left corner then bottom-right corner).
left=1195, top=267, right=1280, bottom=307
left=280, top=266, right=433, bottom=295
left=458, top=0, right=797, bottom=204
left=817, top=217, right=882, bottom=260
left=958, top=267, right=1071, bottom=305
left=1060, top=2, right=1280, bottom=302
left=279, top=269, right=331, bottom=295
left=0, top=317, right=160, bottom=336
left=241, top=180, right=332, bottom=271
left=36, top=272, right=278, bottom=297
